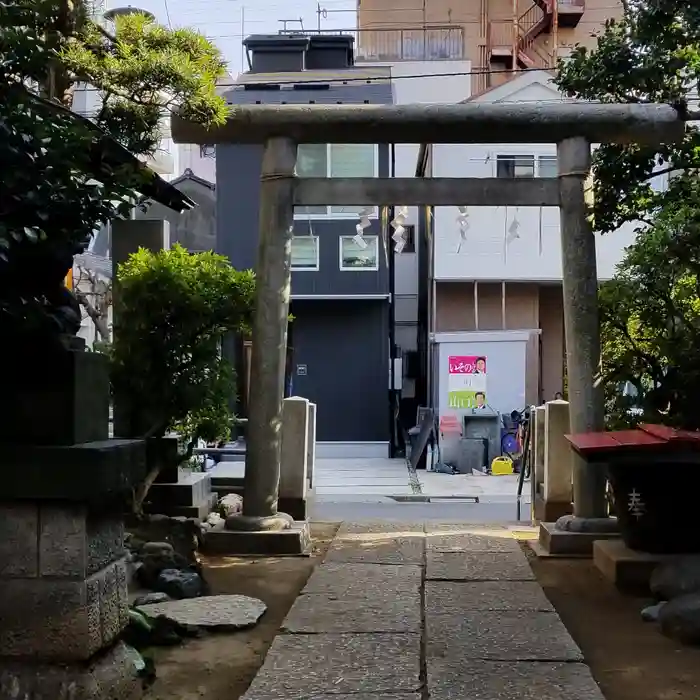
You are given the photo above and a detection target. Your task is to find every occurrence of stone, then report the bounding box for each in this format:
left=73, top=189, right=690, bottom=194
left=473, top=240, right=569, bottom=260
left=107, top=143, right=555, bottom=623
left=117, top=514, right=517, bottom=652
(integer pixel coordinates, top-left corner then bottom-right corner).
left=125, top=514, right=201, bottom=565
left=207, top=512, right=225, bottom=527
left=0, top=440, right=147, bottom=503
left=651, top=556, right=700, bottom=601
left=426, top=581, right=554, bottom=613
left=593, top=539, right=672, bottom=592
left=144, top=471, right=217, bottom=519
left=659, top=593, right=700, bottom=644
left=155, top=569, right=204, bottom=599
left=641, top=601, right=666, bottom=622
left=555, top=515, right=619, bottom=533
left=242, top=633, right=420, bottom=698
left=307, top=401, right=317, bottom=488
left=425, top=525, right=520, bottom=553
left=0, top=349, right=110, bottom=446
left=539, top=521, right=619, bottom=557
left=137, top=594, right=266, bottom=631
left=282, top=588, right=421, bottom=633
left=279, top=396, right=310, bottom=520
left=303, top=563, right=421, bottom=597
left=218, top=493, right=243, bottom=518
left=427, top=660, right=605, bottom=700
left=426, top=551, right=535, bottom=581
left=0, top=558, right=129, bottom=661
left=543, top=400, right=573, bottom=504
left=202, top=520, right=311, bottom=556
left=135, top=544, right=192, bottom=589
left=0, top=503, right=39, bottom=578
left=426, top=610, right=583, bottom=662
left=141, top=541, right=174, bottom=556
left=133, top=591, right=172, bottom=606
left=0, top=641, right=142, bottom=700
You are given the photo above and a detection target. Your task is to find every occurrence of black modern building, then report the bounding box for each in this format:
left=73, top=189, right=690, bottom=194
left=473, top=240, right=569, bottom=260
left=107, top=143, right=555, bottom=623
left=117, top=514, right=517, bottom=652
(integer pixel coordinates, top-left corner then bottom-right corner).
left=216, top=34, right=395, bottom=457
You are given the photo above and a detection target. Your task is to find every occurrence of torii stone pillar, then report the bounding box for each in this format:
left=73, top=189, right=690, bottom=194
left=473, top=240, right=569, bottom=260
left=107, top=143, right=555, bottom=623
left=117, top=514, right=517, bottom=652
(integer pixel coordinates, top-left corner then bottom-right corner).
left=224, top=137, right=300, bottom=535
left=556, top=138, right=608, bottom=521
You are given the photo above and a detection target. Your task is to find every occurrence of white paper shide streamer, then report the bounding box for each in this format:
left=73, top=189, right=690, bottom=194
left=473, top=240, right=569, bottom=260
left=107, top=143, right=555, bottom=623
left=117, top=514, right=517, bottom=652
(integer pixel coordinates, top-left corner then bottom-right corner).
left=390, top=206, right=409, bottom=253
left=456, top=206, right=470, bottom=253
left=353, top=207, right=373, bottom=249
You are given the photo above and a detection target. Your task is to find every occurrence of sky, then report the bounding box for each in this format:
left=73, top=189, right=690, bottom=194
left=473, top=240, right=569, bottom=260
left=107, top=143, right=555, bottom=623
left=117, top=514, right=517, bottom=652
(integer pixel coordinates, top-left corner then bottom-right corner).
left=117, top=0, right=357, bottom=75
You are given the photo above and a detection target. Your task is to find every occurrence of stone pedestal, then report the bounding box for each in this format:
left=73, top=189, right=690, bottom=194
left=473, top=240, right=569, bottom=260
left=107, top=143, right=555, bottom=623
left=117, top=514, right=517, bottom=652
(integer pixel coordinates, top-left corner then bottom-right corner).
left=536, top=520, right=619, bottom=557
left=279, top=396, right=310, bottom=520
left=593, top=539, right=676, bottom=593
left=0, top=440, right=147, bottom=699
left=0, top=350, right=109, bottom=446
left=145, top=471, right=218, bottom=519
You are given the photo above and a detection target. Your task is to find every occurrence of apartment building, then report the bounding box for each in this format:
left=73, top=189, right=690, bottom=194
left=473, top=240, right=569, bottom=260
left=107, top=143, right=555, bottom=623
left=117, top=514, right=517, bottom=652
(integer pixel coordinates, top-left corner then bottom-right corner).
left=357, top=0, right=621, bottom=93
left=216, top=34, right=393, bottom=457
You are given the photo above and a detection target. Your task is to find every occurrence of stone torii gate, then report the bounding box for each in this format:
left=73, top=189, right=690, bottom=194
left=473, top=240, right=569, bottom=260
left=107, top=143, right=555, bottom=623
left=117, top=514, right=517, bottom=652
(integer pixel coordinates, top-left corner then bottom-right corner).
left=172, top=102, right=684, bottom=551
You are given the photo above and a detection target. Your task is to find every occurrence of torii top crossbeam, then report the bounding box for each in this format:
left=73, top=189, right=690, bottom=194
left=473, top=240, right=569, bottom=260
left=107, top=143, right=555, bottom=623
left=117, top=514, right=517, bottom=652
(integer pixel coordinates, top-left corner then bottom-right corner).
left=172, top=102, right=685, bottom=146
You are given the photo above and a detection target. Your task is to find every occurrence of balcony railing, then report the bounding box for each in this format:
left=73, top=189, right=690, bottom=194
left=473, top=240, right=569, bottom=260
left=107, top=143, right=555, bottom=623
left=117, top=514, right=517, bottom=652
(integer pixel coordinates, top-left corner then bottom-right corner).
left=280, top=27, right=465, bottom=62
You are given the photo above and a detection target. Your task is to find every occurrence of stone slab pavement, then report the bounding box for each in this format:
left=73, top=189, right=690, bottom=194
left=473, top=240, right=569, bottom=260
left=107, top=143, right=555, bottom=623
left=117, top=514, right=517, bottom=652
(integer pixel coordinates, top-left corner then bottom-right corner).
left=242, top=522, right=605, bottom=700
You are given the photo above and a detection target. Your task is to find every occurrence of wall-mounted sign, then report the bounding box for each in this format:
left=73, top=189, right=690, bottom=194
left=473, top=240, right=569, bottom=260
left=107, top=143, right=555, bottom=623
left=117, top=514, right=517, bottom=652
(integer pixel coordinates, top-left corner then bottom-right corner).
left=447, top=355, right=488, bottom=409
left=296, top=364, right=307, bottom=376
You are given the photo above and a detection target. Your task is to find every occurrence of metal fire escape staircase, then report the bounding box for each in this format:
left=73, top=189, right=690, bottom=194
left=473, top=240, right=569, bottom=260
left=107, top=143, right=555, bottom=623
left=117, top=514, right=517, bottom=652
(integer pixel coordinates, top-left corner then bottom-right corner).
left=488, top=0, right=583, bottom=72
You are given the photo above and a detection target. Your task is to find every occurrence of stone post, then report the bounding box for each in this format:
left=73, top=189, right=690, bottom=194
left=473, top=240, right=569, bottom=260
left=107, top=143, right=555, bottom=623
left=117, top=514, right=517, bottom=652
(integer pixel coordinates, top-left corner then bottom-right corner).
left=0, top=349, right=147, bottom=697
left=542, top=400, right=573, bottom=518
left=307, top=402, right=317, bottom=489
left=533, top=405, right=546, bottom=488
left=111, top=218, right=170, bottom=439
left=557, top=137, right=608, bottom=521
left=227, top=137, right=298, bottom=531
left=279, top=396, right=310, bottom=519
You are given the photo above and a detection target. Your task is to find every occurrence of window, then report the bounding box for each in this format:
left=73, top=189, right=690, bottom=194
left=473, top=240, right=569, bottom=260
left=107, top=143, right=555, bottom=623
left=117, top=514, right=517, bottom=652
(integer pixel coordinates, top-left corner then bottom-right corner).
left=538, top=155, right=558, bottom=178
left=339, top=235, right=379, bottom=270
left=291, top=236, right=319, bottom=270
left=496, top=155, right=535, bottom=179
left=496, top=154, right=558, bottom=178
left=296, top=143, right=378, bottom=218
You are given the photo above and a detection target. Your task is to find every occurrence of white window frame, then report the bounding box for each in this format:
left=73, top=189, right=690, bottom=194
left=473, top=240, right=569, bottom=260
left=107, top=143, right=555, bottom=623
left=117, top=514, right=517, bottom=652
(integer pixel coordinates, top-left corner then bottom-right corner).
left=291, top=235, right=320, bottom=271
left=295, top=144, right=380, bottom=220
left=494, top=153, right=558, bottom=178
left=339, top=235, right=380, bottom=272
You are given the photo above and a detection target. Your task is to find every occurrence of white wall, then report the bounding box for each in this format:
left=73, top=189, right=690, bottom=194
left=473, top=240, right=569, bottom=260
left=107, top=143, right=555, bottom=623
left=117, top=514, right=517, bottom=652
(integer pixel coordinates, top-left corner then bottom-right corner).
left=388, top=61, right=473, bottom=299
left=431, top=137, right=666, bottom=281
left=179, top=144, right=216, bottom=183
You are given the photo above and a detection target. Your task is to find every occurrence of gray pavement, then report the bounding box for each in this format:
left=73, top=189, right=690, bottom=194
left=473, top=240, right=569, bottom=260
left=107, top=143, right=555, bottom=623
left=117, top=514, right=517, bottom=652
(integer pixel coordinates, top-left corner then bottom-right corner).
left=310, top=499, right=526, bottom=522
left=242, top=522, right=605, bottom=700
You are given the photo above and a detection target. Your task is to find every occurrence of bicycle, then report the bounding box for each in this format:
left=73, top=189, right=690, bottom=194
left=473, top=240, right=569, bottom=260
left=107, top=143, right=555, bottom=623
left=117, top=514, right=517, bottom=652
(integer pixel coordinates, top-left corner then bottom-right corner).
left=500, top=407, right=530, bottom=473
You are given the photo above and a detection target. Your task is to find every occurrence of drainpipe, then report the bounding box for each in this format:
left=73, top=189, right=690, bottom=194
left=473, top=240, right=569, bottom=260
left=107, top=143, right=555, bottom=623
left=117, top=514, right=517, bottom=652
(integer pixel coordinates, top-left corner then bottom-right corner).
left=388, top=143, right=398, bottom=457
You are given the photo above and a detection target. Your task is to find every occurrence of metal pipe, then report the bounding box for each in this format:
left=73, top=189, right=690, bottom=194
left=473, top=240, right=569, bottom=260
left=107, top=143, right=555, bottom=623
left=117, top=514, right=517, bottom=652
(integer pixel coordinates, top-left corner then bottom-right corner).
left=171, top=102, right=685, bottom=146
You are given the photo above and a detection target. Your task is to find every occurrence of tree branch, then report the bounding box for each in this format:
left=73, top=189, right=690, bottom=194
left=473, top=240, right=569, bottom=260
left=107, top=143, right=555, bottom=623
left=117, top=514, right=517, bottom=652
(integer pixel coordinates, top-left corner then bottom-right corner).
left=75, top=288, right=110, bottom=340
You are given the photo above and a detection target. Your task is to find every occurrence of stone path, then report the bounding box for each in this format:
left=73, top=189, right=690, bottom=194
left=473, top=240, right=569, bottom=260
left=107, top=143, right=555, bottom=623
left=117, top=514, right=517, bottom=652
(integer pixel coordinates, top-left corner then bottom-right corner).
left=242, top=522, right=605, bottom=700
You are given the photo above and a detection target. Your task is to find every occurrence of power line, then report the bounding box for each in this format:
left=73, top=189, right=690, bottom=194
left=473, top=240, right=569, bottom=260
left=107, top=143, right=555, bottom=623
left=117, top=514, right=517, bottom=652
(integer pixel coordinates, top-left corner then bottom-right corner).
left=162, top=0, right=173, bottom=29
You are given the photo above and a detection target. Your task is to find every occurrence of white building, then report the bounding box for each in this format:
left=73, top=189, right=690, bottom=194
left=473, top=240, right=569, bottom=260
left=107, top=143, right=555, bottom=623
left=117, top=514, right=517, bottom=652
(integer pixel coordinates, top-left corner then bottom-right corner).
left=424, top=70, right=650, bottom=409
